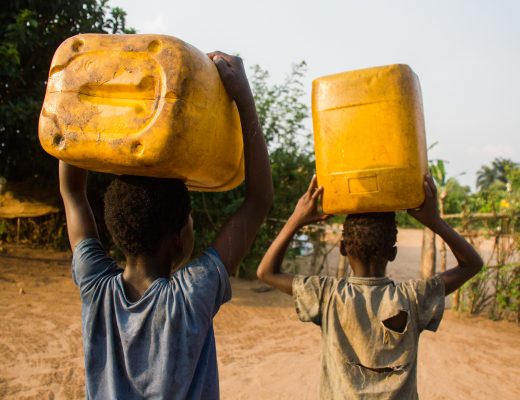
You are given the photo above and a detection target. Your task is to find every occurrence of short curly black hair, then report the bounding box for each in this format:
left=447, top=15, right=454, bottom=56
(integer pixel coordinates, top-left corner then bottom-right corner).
left=104, top=176, right=191, bottom=256
left=342, top=212, right=397, bottom=265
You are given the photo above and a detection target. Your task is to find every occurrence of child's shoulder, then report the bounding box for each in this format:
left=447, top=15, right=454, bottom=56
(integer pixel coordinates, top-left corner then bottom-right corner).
left=397, top=275, right=445, bottom=299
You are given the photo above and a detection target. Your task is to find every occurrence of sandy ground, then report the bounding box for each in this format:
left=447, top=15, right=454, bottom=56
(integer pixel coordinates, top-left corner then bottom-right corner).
left=0, top=229, right=519, bottom=399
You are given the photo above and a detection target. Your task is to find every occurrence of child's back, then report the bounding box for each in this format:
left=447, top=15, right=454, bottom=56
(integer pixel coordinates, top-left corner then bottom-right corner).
left=294, top=273, right=443, bottom=398
left=257, top=175, right=482, bottom=399
left=74, top=239, right=229, bottom=398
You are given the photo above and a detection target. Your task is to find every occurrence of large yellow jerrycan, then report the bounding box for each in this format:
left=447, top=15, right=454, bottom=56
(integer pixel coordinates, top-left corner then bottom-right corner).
left=312, top=64, right=428, bottom=214
left=39, top=34, right=244, bottom=191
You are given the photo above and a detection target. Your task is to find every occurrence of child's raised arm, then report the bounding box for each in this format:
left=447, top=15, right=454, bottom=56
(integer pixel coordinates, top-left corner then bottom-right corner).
left=257, top=176, right=331, bottom=295
left=408, top=174, right=483, bottom=295
left=59, top=161, right=99, bottom=250
left=207, top=52, right=274, bottom=276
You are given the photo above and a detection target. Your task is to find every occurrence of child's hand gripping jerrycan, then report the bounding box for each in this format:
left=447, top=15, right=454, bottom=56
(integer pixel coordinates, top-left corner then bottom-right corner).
left=312, top=64, right=428, bottom=214
left=39, top=34, right=244, bottom=191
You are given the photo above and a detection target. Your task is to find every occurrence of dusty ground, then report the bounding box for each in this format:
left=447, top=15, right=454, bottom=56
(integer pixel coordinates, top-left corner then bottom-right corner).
left=0, top=229, right=519, bottom=399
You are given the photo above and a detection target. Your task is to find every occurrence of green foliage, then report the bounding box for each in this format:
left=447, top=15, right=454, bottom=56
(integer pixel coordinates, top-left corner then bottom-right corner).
left=465, top=159, right=520, bottom=226
left=495, top=264, right=519, bottom=322
left=460, top=264, right=520, bottom=322
left=443, top=178, right=471, bottom=214
left=457, top=162, right=519, bottom=322
left=0, top=214, right=68, bottom=249
left=460, top=266, right=494, bottom=314
left=429, top=158, right=469, bottom=214
left=0, top=0, right=134, bottom=182
left=430, top=159, right=447, bottom=188
left=191, top=62, right=314, bottom=278
left=476, top=158, right=518, bottom=192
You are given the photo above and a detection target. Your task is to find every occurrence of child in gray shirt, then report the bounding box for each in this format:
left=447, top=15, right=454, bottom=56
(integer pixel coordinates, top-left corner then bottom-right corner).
left=257, top=175, right=482, bottom=399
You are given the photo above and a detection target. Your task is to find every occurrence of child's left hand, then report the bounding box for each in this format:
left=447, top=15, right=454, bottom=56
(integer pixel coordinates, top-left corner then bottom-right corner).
left=207, top=51, right=253, bottom=109
left=289, top=175, right=332, bottom=228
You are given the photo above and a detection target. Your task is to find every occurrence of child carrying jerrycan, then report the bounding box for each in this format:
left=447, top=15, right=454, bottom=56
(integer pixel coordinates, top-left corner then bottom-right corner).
left=257, top=66, right=483, bottom=399
left=41, top=34, right=273, bottom=399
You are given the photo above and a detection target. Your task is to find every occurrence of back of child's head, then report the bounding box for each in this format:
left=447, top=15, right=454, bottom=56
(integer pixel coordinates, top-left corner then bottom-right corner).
left=104, top=176, right=191, bottom=256
left=342, top=212, right=397, bottom=265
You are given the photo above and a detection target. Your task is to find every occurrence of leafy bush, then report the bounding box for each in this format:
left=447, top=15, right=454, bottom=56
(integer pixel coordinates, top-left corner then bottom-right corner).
left=459, top=266, right=494, bottom=315
left=495, top=264, right=519, bottom=322
left=0, top=214, right=68, bottom=249
left=459, top=264, right=519, bottom=323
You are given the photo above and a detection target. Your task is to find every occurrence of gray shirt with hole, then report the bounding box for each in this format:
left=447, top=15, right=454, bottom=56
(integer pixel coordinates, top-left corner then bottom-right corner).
left=293, top=274, right=445, bottom=399
left=72, top=238, right=231, bottom=400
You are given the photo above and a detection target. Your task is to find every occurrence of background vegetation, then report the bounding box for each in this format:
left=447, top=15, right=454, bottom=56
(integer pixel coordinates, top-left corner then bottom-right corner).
left=0, top=1, right=518, bottom=313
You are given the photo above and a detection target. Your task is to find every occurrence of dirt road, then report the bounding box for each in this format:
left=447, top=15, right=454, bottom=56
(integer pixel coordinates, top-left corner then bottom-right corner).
left=0, top=229, right=518, bottom=399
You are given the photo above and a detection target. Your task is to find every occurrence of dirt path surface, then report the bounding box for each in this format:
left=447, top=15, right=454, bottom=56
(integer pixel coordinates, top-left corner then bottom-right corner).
left=1, top=229, right=519, bottom=399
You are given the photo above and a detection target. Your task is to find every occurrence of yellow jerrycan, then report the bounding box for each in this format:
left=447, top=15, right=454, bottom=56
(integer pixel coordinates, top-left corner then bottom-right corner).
left=39, top=34, right=244, bottom=191
left=312, top=64, right=428, bottom=214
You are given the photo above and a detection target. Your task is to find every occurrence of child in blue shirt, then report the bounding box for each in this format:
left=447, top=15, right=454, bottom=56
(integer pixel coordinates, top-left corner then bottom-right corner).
left=60, top=52, right=273, bottom=399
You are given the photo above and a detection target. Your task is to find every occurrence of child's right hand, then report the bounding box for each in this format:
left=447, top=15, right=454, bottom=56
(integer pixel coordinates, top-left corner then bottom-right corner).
left=289, top=176, right=332, bottom=228
left=408, top=174, right=442, bottom=228
left=207, top=51, right=254, bottom=109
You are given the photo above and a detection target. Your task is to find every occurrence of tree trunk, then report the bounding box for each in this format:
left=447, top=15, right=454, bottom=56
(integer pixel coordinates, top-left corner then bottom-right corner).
left=421, top=227, right=436, bottom=278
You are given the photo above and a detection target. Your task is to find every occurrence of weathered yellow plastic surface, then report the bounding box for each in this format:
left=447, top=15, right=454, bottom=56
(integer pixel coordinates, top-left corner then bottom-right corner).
left=39, top=34, right=244, bottom=191
left=312, top=64, right=428, bottom=214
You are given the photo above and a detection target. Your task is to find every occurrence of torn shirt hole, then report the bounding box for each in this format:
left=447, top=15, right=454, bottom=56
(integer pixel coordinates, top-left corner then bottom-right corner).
left=348, top=362, right=408, bottom=373
left=382, top=310, right=408, bottom=334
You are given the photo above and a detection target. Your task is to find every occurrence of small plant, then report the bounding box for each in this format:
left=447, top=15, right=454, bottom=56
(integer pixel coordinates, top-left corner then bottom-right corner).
left=495, top=264, right=520, bottom=322
left=459, top=266, right=494, bottom=314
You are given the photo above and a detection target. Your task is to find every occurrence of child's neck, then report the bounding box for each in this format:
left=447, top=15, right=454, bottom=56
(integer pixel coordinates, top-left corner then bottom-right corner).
left=348, top=257, right=387, bottom=278
left=122, top=249, right=178, bottom=302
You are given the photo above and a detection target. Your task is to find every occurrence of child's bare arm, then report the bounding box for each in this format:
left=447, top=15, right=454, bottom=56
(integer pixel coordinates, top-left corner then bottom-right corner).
left=59, top=161, right=99, bottom=250
left=257, top=176, right=331, bottom=295
left=408, top=175, right=483, bottom=295
left=207, top=52, right=274, bottom=276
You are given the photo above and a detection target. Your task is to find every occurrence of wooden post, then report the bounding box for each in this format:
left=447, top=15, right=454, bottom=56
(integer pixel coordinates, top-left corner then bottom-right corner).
left=16, top=217, right=20, bottom=244
left=420, top=227, right=436, bottom=278
left=452, top=288, right=460, bottom=311
left=439, top=192, right=447, bottom=273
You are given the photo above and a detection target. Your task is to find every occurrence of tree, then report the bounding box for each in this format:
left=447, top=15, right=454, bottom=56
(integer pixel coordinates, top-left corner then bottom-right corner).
left=476, top=158, right=518, bottom=192
left=191, top=62, right=315, bottom=278
left=443, top=178, right=470, bottom=214
left=0, top=0, right=134, bottom=182
left=1, top=2, right=316, bottom=275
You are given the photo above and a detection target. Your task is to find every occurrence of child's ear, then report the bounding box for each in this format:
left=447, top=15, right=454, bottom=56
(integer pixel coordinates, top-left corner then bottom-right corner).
left=340, top=239, right=348, bottom=256
left=388, top=246, right=397, bottom=262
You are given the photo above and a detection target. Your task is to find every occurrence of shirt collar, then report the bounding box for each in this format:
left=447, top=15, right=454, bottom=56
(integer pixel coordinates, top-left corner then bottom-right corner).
left=347, top=276, right=393, bottom=286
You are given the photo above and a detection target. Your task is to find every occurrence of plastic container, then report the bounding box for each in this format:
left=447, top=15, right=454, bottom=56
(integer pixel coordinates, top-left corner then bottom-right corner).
left=39, top=34, right=244, bottom=191
left=312, top=64, right=428, bottom=214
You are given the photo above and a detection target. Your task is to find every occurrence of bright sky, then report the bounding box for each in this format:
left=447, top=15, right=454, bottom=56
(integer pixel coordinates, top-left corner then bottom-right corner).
left=112, top=0, right=519, bottom=190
